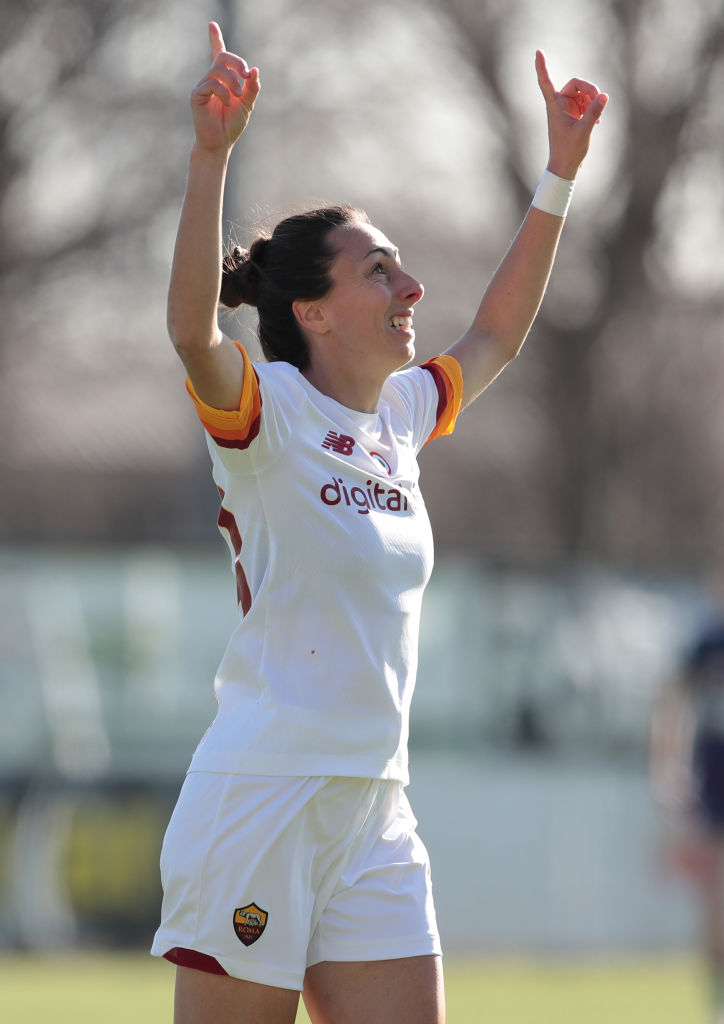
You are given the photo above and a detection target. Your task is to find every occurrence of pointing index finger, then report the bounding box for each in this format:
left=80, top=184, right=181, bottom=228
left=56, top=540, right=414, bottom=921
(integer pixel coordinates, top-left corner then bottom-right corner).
left=209, top=21, right=225, bottom=60
left=535, top=50, right=556, bottom=103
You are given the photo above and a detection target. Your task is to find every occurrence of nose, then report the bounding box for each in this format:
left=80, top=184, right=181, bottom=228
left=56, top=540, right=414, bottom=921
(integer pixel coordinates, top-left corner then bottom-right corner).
left=399, top=271, right=423, bottom=305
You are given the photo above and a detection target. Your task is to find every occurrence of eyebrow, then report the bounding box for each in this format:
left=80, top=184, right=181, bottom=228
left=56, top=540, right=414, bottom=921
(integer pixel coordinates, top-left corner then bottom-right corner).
left=364, top=245, right=401, bottom=262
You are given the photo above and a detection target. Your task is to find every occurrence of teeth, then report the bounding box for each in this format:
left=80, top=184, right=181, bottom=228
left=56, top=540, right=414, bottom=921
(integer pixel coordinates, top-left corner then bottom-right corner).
left=390, top=316, right=412, bottom=330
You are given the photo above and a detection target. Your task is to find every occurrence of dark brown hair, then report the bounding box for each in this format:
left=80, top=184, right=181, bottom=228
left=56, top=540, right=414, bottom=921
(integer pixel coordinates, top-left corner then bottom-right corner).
left=220, top=205, right=369, bottom=370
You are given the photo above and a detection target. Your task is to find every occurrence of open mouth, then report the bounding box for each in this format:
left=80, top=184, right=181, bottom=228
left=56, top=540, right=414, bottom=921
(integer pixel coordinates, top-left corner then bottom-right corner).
left=390, top=315, right=413, bottom=333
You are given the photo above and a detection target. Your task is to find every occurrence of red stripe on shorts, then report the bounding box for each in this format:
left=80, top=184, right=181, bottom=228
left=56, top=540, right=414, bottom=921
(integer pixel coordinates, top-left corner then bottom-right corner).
left=163, top=947, right=228, bottom=976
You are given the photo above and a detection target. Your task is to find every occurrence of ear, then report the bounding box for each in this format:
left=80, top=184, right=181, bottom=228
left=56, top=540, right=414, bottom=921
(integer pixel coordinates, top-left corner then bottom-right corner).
left=292, top=299, right=329, bottom=336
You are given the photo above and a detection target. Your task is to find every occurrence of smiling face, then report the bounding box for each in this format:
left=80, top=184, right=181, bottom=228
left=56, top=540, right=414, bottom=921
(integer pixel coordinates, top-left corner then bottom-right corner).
left=314, top=221, right=425, bottom=378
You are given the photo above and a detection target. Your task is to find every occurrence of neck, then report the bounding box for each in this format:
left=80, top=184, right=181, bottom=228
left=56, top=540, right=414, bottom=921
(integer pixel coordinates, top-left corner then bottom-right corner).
left=301, top=360, right=385, bottom=414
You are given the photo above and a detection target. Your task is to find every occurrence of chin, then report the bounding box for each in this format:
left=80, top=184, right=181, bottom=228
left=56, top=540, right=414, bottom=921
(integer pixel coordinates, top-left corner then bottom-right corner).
left=394, top=346, right=415, bottom=371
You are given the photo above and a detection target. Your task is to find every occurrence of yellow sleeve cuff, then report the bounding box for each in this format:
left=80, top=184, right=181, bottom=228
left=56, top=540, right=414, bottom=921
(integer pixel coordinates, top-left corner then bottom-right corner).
left=185, top=342, right=262, bottom=450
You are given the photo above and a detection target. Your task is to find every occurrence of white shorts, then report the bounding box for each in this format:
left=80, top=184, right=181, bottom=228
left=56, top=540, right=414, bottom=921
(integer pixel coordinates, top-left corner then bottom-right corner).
left=150, top=772, right=441, bottom=991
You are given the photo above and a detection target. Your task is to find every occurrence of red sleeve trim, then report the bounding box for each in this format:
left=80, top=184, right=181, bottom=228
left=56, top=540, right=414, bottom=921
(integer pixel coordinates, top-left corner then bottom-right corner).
left=420, top=355, right=463, bottom=445
left=186, top=342, right=262, bottom=451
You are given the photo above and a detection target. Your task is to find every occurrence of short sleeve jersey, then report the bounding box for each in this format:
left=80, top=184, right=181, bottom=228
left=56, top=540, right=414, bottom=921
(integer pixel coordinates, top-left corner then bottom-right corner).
left=185, top=343, right=463, bottom=784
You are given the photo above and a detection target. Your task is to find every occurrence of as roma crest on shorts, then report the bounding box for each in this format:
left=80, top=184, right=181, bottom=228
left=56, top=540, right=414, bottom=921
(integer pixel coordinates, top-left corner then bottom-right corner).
left=233, top=903, right=268, bottom=946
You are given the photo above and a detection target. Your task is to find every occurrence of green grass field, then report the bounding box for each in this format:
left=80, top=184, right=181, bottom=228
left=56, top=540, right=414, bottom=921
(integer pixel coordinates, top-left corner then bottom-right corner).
left=0, top=952, right=709, bottom=1023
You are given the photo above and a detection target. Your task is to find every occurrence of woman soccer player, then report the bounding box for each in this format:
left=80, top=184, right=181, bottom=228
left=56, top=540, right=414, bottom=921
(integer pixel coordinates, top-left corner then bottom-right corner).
left=151, top=21, right=608, bottom=1024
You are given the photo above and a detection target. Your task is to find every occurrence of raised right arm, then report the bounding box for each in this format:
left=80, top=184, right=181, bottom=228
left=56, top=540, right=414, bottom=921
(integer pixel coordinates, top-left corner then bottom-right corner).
left=167, top=22, right=260, bottom=411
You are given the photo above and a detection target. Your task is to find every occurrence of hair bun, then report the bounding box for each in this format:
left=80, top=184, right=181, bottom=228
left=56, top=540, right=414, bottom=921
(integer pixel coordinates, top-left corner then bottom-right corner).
left=220, top=239, right=270, bottom=309
left=248, top=236, right=271, bottom=267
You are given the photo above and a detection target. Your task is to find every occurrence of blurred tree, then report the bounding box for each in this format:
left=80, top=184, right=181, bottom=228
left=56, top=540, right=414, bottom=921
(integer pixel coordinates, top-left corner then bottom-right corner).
left=1, top=0, right=723, bottom=573
left=0, top=0, right=217, bottom=542
left=422, top=0, right=724, bottom=567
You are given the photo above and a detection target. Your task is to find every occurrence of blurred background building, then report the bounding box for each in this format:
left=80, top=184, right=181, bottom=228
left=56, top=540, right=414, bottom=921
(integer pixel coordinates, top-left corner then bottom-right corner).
left=1, top=0, right=724, bottom=959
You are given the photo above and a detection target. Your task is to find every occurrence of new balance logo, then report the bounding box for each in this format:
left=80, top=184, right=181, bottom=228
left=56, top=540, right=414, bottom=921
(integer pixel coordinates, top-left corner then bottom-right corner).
left=322, top=431, right=356, bottom=455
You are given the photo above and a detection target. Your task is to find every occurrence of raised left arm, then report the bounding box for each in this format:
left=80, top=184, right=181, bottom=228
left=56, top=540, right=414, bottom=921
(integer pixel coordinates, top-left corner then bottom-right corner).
left=447, top=51, right=608, bottom=409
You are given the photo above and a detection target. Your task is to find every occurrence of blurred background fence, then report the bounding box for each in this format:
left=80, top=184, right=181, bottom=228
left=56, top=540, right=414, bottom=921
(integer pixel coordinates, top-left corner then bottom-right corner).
left=0, top=547, right=712, bottom=954
left=1, top=0, right=724, bottom=964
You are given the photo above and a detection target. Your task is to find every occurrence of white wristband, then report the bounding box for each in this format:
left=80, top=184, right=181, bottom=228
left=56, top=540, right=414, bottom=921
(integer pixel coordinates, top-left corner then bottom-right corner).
left=531, top=170, right=575, bottom=218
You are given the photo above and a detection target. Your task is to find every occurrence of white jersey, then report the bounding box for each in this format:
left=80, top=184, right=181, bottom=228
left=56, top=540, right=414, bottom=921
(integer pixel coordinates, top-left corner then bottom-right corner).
left=185, top=342, right=462, bottom=784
